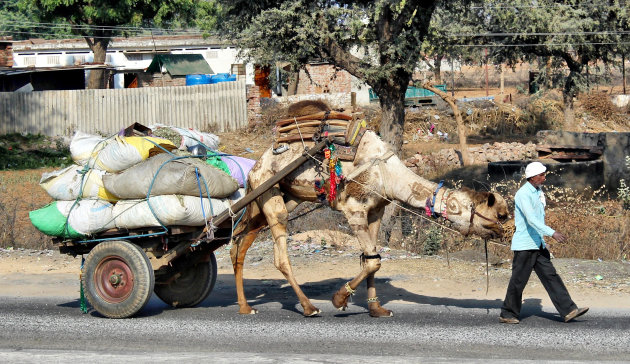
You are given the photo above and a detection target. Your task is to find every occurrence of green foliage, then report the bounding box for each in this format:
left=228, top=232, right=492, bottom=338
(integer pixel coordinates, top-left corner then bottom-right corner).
left=30, top=0, right=200, bottom=34
left=420, top=1, right=485, bottom=82
left=475, top=0, right=629, bottom=107
left=212, top=0, right=450, bottom=150
left=423, top=224, right=443, bottom=256
left=21, top=0, right=203, bottom=87
left=0, top=0, right=72, bottom=39
left=0, top=134, right=71, bottom=170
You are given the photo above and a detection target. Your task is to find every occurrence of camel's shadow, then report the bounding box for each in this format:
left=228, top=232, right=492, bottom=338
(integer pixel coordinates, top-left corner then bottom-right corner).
left=59, top=274, right=553, bottom=321
left=201, top=274, right=553, bottom=321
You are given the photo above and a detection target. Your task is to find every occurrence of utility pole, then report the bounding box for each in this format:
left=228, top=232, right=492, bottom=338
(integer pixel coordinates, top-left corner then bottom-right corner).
left=485, top=48, right=489, bottom=97
left=623, top=54, right=627, bottom=95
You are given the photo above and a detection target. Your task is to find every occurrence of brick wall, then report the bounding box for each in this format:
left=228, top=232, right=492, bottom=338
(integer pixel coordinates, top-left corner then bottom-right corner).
left=138, top=73, right=186, bottom=87
left=247, top=84, right=262, bottom=125
left=0, top=42, right=13, bottom=67
left=296, top=64, right=352, bottom=95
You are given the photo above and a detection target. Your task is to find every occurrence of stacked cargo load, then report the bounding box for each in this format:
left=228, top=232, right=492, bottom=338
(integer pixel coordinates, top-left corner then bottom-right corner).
left=29, top=128, right=255, bottom=239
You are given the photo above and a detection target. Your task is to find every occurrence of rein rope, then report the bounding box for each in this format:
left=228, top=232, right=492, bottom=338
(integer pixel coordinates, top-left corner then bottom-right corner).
left=281, top=129, right=509, bottom=294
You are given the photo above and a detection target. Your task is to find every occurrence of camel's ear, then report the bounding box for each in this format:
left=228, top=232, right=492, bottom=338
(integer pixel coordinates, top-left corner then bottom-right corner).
left=487, top=193, right=496, bottom=207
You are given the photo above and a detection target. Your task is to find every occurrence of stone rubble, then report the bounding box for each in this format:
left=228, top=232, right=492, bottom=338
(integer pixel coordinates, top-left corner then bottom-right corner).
left=405, top=141, right=538, bottom=175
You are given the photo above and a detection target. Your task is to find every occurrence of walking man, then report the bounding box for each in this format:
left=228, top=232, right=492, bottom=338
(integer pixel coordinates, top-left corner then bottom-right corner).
left=500, top=162, right=588, bottom=324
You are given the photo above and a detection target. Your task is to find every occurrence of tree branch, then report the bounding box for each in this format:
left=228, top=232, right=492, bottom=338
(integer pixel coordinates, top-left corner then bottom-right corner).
left=422, top=81, right=471, bottom=166
left=317, top=13, right=367, bottom=80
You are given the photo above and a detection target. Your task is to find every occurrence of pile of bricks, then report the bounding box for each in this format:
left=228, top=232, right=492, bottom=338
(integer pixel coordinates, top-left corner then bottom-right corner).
left=0, top=37, right=13, bottom=67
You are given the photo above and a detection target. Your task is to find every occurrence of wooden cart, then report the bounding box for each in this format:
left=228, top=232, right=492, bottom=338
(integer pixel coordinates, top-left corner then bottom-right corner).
left=54, top=139, right=329, bottom=318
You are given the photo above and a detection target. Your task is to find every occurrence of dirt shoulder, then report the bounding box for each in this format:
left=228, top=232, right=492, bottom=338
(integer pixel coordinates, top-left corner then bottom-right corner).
left=1, top=232, right=629, bottom=310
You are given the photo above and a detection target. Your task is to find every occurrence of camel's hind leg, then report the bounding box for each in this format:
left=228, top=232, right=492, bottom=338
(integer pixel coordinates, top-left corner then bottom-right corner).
left=259, top=188, right=321, bottom=316
left=332, top=204, right=393, bottom=317
left=230, top=211, right=266, bottom=314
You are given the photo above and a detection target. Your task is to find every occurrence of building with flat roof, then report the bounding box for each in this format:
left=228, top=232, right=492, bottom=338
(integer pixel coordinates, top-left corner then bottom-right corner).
left=11, top=34, right=252, bottom=89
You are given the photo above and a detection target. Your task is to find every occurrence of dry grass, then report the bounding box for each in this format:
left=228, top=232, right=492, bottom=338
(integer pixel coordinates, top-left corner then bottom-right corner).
left=580, top=92, right=621, bottom=120
left=5, top=91, right=630, bottom=262
left=386, top=176, right=630, bottom=262
left=0, top=169, right=54, bottom=249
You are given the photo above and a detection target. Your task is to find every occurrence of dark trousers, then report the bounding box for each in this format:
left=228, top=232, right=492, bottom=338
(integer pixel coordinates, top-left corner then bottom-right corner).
left=501, top=248, right=577, bottom=319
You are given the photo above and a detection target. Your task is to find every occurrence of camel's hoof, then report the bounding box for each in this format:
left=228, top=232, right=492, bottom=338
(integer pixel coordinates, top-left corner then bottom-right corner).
left=239, top=306, right=258, bottom=315
left=332, top=291, right=350, bottom=310
left=304, top=308, right=322, bottom=317
left=368, top=302, right=394, bottom=318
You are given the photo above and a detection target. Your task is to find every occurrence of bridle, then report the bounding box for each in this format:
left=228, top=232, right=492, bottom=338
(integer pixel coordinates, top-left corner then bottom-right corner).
left=467, top=203, right=505, bottom=236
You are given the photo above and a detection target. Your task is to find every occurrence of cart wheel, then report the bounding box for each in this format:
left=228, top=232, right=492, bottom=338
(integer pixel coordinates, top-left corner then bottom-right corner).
left=154, top=252, right=217, bottom=308
left=82, top=240, right=155, bottom=318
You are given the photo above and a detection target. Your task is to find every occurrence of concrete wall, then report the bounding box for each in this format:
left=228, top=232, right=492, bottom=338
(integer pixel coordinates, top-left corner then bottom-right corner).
left=536, top=130, right=630, bottom=192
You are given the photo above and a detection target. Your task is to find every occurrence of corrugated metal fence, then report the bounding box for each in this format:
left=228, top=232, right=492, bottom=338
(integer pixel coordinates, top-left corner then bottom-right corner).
left=0, top=80, right=248, bottom=136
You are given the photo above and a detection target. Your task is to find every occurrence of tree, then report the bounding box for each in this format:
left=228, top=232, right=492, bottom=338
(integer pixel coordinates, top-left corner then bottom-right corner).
left=476, top=0, right=630, bottom=129
left=1, top=0, right=72, bottom=40
left=213, top=0, right=468, bottom=152
left=419, top=2, right=483, bottom=85
left=29, top=0, right=202, bottom=88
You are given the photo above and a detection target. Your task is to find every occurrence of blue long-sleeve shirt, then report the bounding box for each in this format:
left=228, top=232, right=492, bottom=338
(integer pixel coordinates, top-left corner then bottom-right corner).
left=511, top=182, right=555, bottom=251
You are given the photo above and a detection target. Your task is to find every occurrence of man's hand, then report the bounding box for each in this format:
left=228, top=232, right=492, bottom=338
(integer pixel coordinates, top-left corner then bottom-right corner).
left=552, top=231, right=567, bottom=243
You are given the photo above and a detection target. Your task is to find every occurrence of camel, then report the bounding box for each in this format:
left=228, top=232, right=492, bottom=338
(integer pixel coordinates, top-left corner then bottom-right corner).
left=229, top=101, right=509, bottom=317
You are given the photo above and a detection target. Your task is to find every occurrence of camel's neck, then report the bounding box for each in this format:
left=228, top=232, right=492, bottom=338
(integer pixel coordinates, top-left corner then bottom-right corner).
left=383, top=157, right=471, bottom=212
left=381, top=157, right=474, bottom=231
left=382, top=157, right=442, bottom=208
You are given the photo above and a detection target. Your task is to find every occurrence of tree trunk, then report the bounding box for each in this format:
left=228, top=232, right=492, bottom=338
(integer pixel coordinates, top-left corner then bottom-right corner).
left=374, top=81, right=408, bottom=245
left=423, top=82, right=471, bottom=166
left=287, top=70, right=299, bottom=95
left=87, top=37, right=111, bottom=89
left=562, top=70, right=579, bottom=130
left=377, top=89, right=407, bottom=154
left=433, top=55, right=442, bottom=84
left=500, top=64, right=505, bottom=95
left=563, top=91, right=576, bottom=131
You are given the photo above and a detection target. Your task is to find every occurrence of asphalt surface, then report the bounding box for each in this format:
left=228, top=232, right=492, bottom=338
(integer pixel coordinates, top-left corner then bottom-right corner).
left=1, top=275, right=629, bottom=363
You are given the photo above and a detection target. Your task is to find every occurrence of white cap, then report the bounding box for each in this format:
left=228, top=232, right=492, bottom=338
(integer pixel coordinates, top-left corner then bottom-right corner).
left=525, top=162, right=547, bottom=178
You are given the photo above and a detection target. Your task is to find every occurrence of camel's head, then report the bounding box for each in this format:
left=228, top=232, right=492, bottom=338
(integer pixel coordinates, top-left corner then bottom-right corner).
left=463, top=189, right=510, bottom=239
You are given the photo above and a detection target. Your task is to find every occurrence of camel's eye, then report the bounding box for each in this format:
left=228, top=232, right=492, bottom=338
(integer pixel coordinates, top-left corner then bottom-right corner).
left=498, top=213, right=508, bottom=221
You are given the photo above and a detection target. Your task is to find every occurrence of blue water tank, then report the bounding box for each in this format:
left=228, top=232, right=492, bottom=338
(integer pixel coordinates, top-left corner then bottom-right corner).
left=186, top=74, right=212, bottom=86
left=210, top=73, right=236, bottom=84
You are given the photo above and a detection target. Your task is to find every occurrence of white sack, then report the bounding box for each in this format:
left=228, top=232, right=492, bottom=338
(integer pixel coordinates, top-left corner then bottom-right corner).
left=150, top=124, right=219, bottom=150
left=39, top=165, right=117, bottom=201
left=70, top=131, right=176, bottom=172
left=113, top=192, right=246, bottom=230
left=70, top=131, right=110, bottom=166
left=102, top=153, right=239, bottom=199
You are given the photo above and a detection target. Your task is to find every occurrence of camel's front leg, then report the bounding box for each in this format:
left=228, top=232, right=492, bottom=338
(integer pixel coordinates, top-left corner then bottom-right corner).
left=261, top=189, right=321, bottom=316
left=332, top=207, right=393, bottom=317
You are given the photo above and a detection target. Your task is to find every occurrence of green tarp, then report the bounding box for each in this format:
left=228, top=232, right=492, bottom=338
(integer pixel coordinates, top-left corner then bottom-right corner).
left=145, top=54, right=214, bottom=76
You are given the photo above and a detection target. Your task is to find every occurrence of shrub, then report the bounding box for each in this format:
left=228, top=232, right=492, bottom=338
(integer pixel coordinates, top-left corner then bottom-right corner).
left=618, top=156, right=630, bottom=210
left=423, top=225, right=443, bottom=256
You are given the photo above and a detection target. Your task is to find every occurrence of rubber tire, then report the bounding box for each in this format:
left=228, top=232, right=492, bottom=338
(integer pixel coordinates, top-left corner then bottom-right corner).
left=154, top=253, right=217, bottom=308
left=82, top=240, right=155, bottom=319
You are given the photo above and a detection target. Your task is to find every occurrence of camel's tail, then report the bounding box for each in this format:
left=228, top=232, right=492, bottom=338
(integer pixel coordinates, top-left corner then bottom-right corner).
left=230, top=184, right=264, bottom=237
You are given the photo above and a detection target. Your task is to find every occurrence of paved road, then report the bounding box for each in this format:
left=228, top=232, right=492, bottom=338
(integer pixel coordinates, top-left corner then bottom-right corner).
left=1, top=275, right=629, bottom=363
